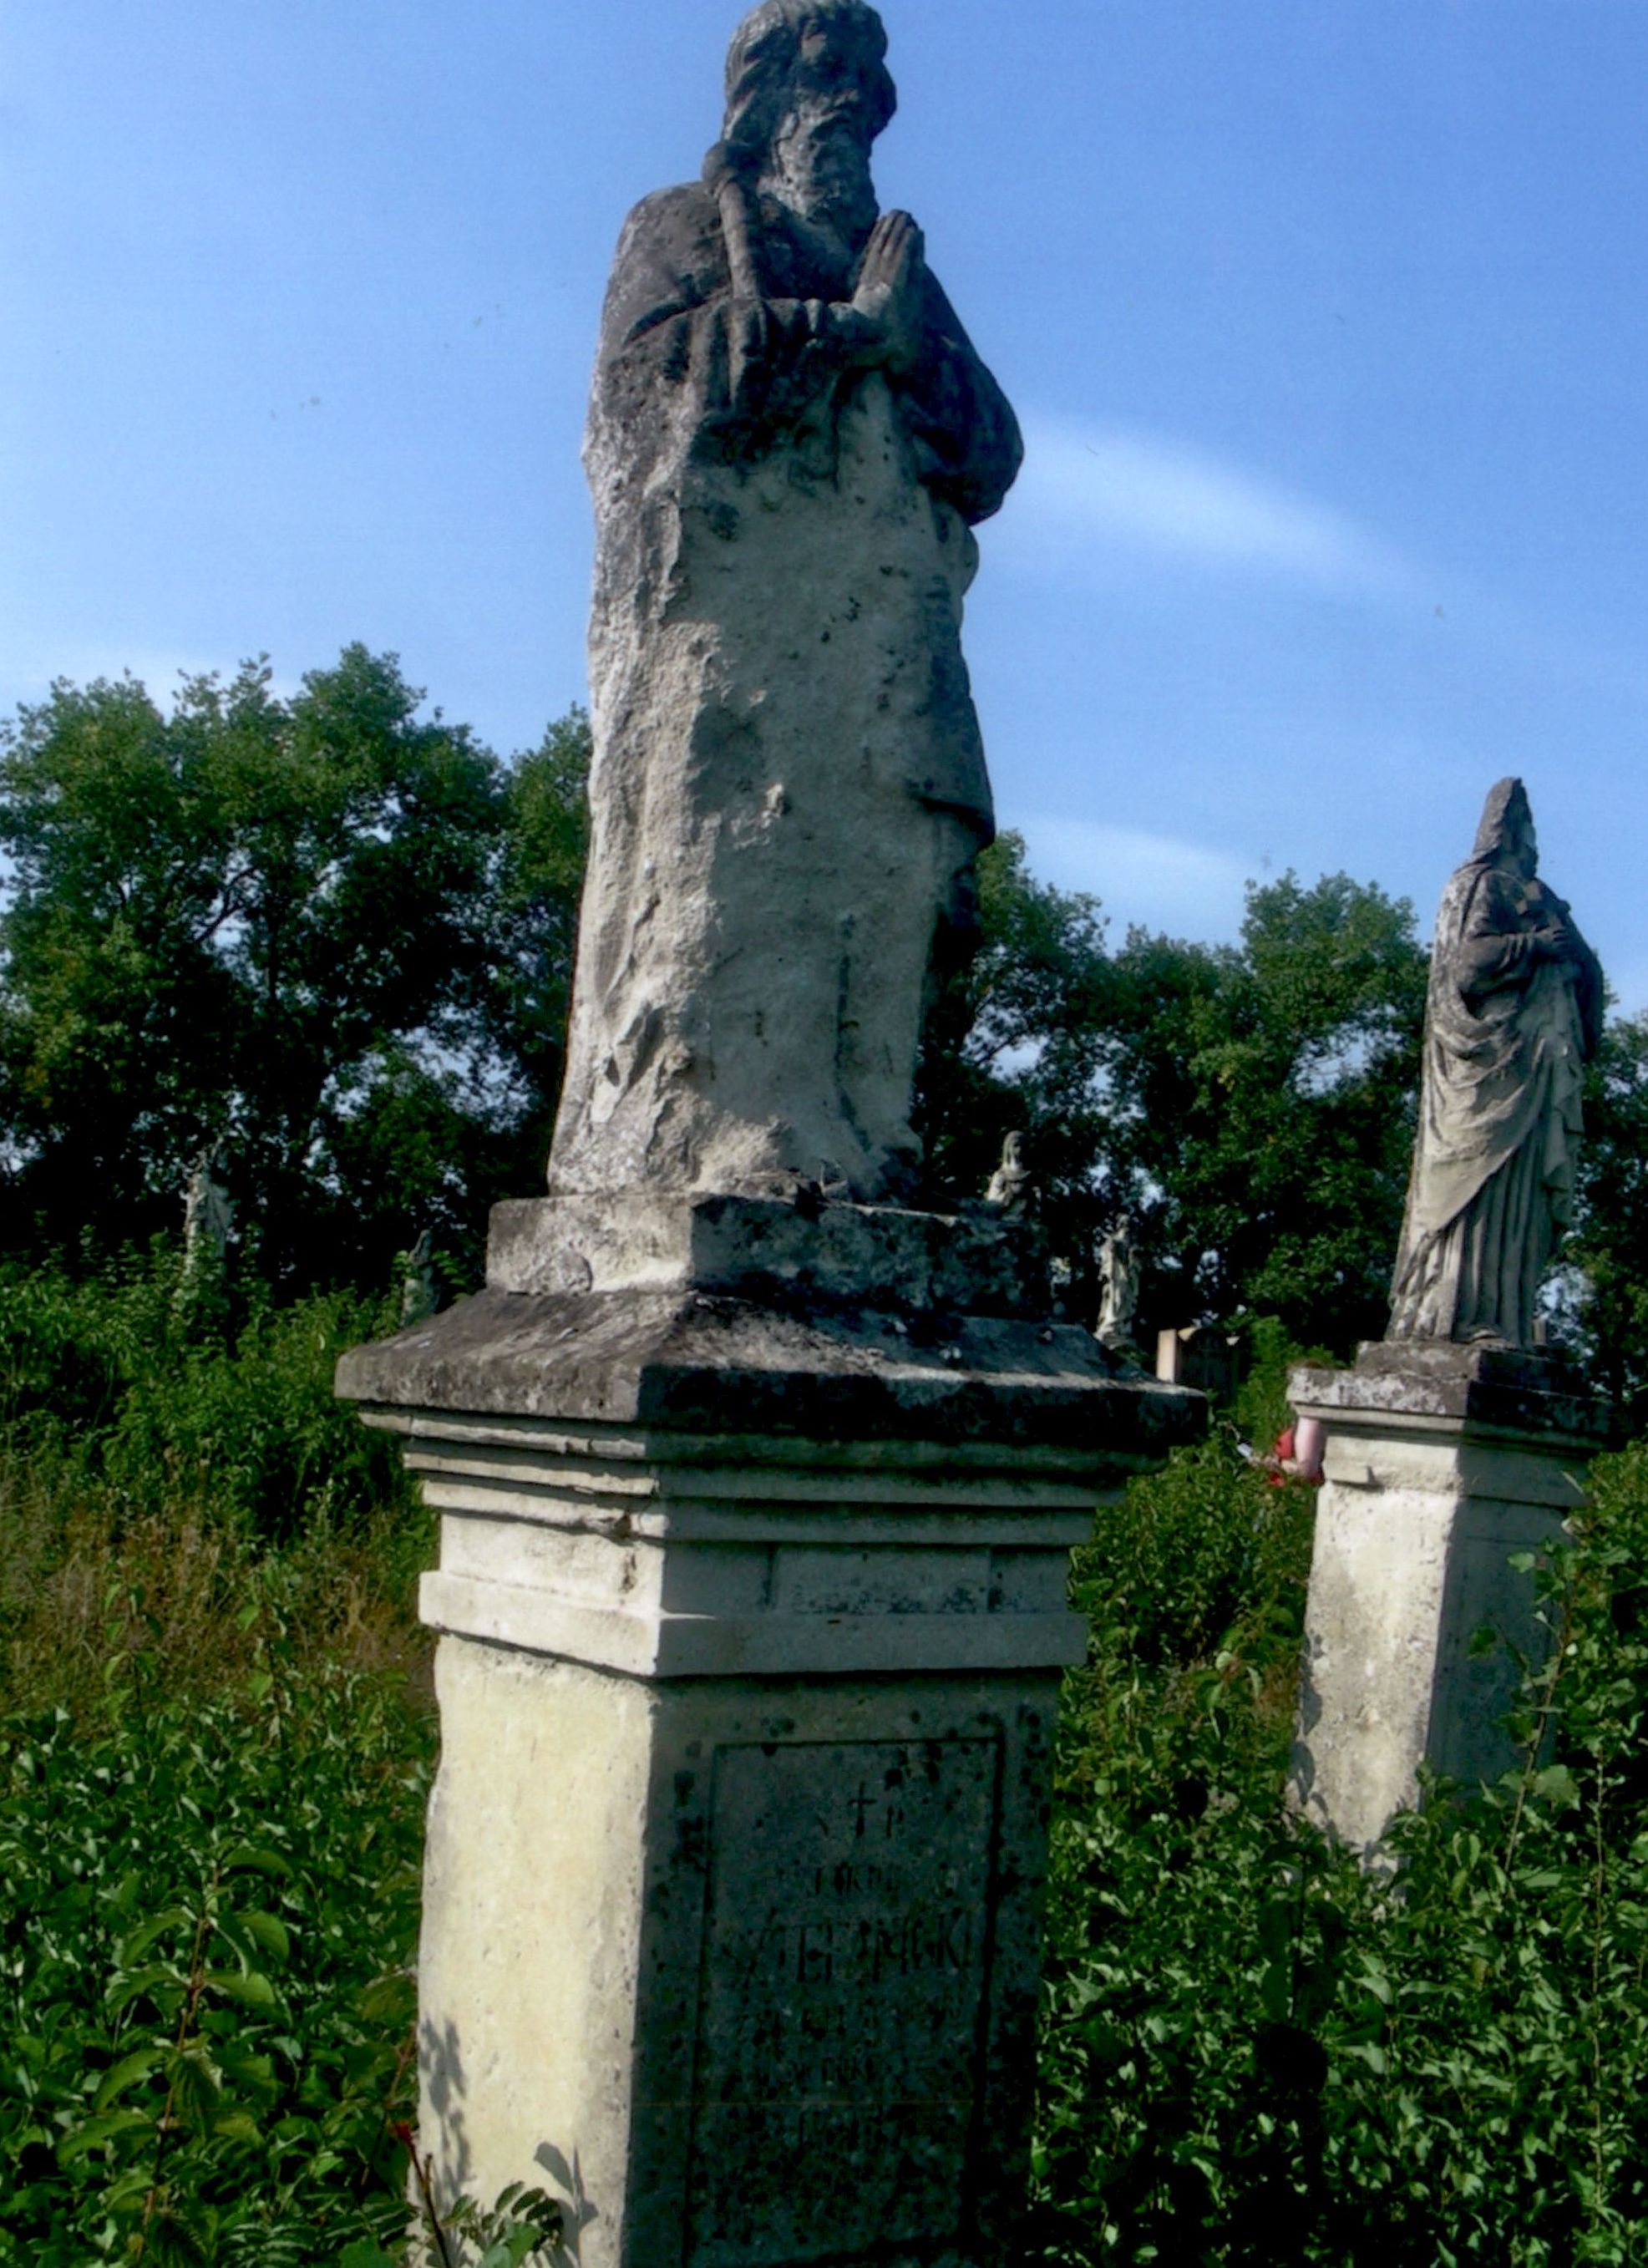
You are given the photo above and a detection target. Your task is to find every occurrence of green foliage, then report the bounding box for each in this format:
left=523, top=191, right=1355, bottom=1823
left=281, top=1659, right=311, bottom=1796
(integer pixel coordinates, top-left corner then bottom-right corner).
left=920, top=849, right=1426, bottom=1352
left=918, top=830, right=1116, bottom=1262
left=1032, top=1432, right=1648, bottom=2263
left=1085, top=1433, right=1315, bottom=1672
left=1573, top=1008, right=1648, bottom=1428
left=0, top=1250, right=411, bottom=1540
left=3, top=1261, right=1647, bottom=2256
left=0, top=655, right=590, bottom=1292
left=434, top=2181, right=570, bottom=2266
left=0, top=1648, right=434, bottom=2262
left=491, top=707, right=593, bottom=1114
left=1105, top=872, right=1427, bottom=1351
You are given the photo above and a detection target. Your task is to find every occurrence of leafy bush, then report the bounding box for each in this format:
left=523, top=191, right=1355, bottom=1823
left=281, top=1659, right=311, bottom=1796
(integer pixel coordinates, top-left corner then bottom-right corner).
left=0, top=1642, right=433, bottom=2264
left=6, top=1261, right=1648, bottom=2259
left=1033, top=1428, right=1648, bottom=2264
left=0, top=1251, right=412, bottom=1541
left=1082, top=1432, right=1314, bottom=1672
left=0, top=1258, right=576, bottom=2261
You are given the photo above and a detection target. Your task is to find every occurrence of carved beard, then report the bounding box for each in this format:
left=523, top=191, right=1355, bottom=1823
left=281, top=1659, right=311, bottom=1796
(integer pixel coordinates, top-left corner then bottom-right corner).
left=763, top=104, right=878, bottom=249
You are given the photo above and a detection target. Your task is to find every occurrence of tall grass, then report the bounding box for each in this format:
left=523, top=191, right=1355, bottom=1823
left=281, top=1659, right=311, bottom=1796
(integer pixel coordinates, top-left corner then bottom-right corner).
left=0, top=1249, right=428, bottom=1719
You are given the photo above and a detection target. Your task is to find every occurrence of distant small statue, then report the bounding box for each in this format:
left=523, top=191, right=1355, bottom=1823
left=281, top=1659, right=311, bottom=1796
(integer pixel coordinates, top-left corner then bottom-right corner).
left=1094, top=1214, right=1141, bottom=1352
left=400, top=1230, right=438, bottom=1327
left=181, top=1144, right=234, bottom=1280
left=984, top=1132, right=1035, bottom=1218
left=1388, top=778, right=1602, bottom=1347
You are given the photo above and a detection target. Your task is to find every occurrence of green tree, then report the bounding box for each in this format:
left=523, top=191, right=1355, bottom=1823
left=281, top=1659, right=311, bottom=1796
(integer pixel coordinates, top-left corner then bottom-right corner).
left=1571, top=1008, right=1648, bottom=1427
left=916, top=830, right=1118, bottom=1279
left=0, top=650, right=590, bottom=1290
left=1108, top=872, right=1428, bottom=1350
left=486, top=704, right=593, bottom=1173
left=920, top=855, right=1427, bottom=1352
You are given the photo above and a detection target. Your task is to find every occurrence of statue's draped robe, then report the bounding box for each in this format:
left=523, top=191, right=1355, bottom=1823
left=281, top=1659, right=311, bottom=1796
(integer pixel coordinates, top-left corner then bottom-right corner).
left=1389, top=858, right=1601, bottom=1343
left=550, top=180, right=1022, bottom=1200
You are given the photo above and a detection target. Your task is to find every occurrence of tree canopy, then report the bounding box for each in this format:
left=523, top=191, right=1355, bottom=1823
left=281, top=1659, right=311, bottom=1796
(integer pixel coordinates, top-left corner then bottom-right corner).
left=0, top=648, right=587, bottom=1289
left=921, top=843, right=1429, bottom=1352
left=3, top=645, right=1641, bottom=1394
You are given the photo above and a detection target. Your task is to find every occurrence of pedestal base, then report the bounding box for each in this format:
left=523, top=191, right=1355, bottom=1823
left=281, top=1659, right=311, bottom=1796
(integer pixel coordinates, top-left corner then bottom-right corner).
left=337, top=1205, right=1204, bottom=2266
left=1288, top=1343, right=1606, bottom=1853
left=422, top=1643, right=1059, bottom=2268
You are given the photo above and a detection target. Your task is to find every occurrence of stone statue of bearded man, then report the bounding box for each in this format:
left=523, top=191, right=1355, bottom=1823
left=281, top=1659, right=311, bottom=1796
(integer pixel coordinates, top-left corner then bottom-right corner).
left=547, top=0, right=1022, bottom=1205
left=1388, top=778, right=1603, bottom=1347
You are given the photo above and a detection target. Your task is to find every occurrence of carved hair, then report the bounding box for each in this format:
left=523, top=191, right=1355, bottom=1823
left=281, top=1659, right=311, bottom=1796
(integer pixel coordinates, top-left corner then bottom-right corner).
left=1471, top=776, right=1534, bottom=863
left=716, top=0, right=896, bottom=175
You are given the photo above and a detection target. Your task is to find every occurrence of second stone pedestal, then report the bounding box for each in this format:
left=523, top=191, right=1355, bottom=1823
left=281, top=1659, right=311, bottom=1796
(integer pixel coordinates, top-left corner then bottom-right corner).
left=1289, top=1342, right=1607, bottom=1854
left=338, top=1199, right=1204, bottom=2266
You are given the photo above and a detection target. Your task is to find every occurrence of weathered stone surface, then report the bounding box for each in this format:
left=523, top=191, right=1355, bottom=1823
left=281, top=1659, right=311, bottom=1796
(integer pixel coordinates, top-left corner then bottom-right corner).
left=1289, top=1350, right=1605, bottom=1854
left=341, top=1277, right=1204, bottom=2258
left=1296, top=1340, right=1609, bottom=1447
left=1094, top=1214, right=1140, bottom=1352
left=487, top=1190, right=1048, bottom=1313
left=419, top=1652, right=1059, bottom=2268
left=337, top=1282, right=1201, bottom=1460
left=685, top=1736, right=996, bottom=2261
left=367, top=1392, right=1115, bottom=1685
left=548, top=0, right=1021, bottom=1206
left=982, top=1133, right=1034, bottom=1218
left=337, top=9, right=1204, bottom=2259
left=1389, top=778, right=1603, bottom=1347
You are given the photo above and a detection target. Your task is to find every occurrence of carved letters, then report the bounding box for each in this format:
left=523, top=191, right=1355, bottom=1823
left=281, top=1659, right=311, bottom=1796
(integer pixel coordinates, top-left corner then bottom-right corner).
left=685, top=1738, right=998, bottom=2266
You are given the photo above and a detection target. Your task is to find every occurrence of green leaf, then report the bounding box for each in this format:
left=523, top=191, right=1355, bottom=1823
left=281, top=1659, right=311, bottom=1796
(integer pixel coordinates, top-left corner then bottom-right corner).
left=236, top=1909, right=291, bottom=1961
left=218, top=1844, right=293, bottom=1882
left=105, top=1963, right=189, bottom=2017
left=205, top=1968, right=278, bottom=2010
left=1531, top=1764, right=1581, bottom=1809
left=94, top=2043, right=168, bottom=2110
left=56, top=2108, right=156, bottom=2163
left=165, top=2045, right=223, bottom=2123
left=116, top=1908, right=195, bottom=1966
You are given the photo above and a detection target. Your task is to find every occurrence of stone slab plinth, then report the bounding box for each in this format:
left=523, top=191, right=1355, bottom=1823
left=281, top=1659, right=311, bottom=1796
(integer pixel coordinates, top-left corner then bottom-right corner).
left=487, top=1190, right=1048, bottom=1314
left=1288, top=1343, right=1607, bottom=1854
left=337, top=1220, right=1204, bottom=2268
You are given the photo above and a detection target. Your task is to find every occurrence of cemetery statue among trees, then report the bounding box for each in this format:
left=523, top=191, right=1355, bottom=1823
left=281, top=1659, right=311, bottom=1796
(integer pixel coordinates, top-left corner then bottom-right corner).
left=5, top=3, right=1648, bottom=2262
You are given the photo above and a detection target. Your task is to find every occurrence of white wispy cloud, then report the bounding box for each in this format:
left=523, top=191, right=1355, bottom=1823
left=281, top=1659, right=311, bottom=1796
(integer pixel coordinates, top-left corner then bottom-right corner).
left=1013, top=813, right=1252, bottom=941
left=1005, top=417, right=1413, bottom=596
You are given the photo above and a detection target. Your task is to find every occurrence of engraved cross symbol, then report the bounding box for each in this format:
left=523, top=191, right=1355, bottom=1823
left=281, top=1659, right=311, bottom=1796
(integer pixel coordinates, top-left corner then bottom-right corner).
left=848, top=1783, right=876, bottom=1838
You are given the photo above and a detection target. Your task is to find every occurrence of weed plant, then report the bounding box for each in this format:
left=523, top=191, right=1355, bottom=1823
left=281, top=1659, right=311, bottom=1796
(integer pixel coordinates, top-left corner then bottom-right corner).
left=0, top=1248, right=412, bottom=1544
left=0, top=1602, right=434, bottom=2262
left=1033, top=1428, right=1648, bottom=2264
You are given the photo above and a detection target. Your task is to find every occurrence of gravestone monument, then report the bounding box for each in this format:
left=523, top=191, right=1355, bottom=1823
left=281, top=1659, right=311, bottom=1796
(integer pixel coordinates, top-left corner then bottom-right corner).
left=1094, top=1215, right=1140, bottom=1355
left=1291, top=780, right=1608, bottom=1852
left=339, top=6, right=1204, bottom=2260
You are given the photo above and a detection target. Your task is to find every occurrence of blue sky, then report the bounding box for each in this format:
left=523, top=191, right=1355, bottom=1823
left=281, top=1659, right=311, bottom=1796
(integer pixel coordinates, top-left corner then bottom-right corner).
left=5, top=1, right=1647, bottom=1002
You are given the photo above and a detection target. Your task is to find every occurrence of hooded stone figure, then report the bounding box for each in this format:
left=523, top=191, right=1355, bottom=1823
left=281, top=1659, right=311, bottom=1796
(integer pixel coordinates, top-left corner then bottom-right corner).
left=1388, top=778, right=1603, bottom=1346
left=548, top=0, right=1022, bottom=1205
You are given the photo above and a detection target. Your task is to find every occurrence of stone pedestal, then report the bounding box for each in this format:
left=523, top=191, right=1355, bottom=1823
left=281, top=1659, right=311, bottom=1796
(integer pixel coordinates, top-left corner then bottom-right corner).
left=337, top=1196, right=1204, bottom=2267
left=1288, top=1342, right=1608, bottom=1853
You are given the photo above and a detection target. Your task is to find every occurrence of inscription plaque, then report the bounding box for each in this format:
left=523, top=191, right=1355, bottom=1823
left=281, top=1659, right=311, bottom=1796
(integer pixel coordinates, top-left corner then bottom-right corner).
left=684, top=1737, right=999, bottom=2266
